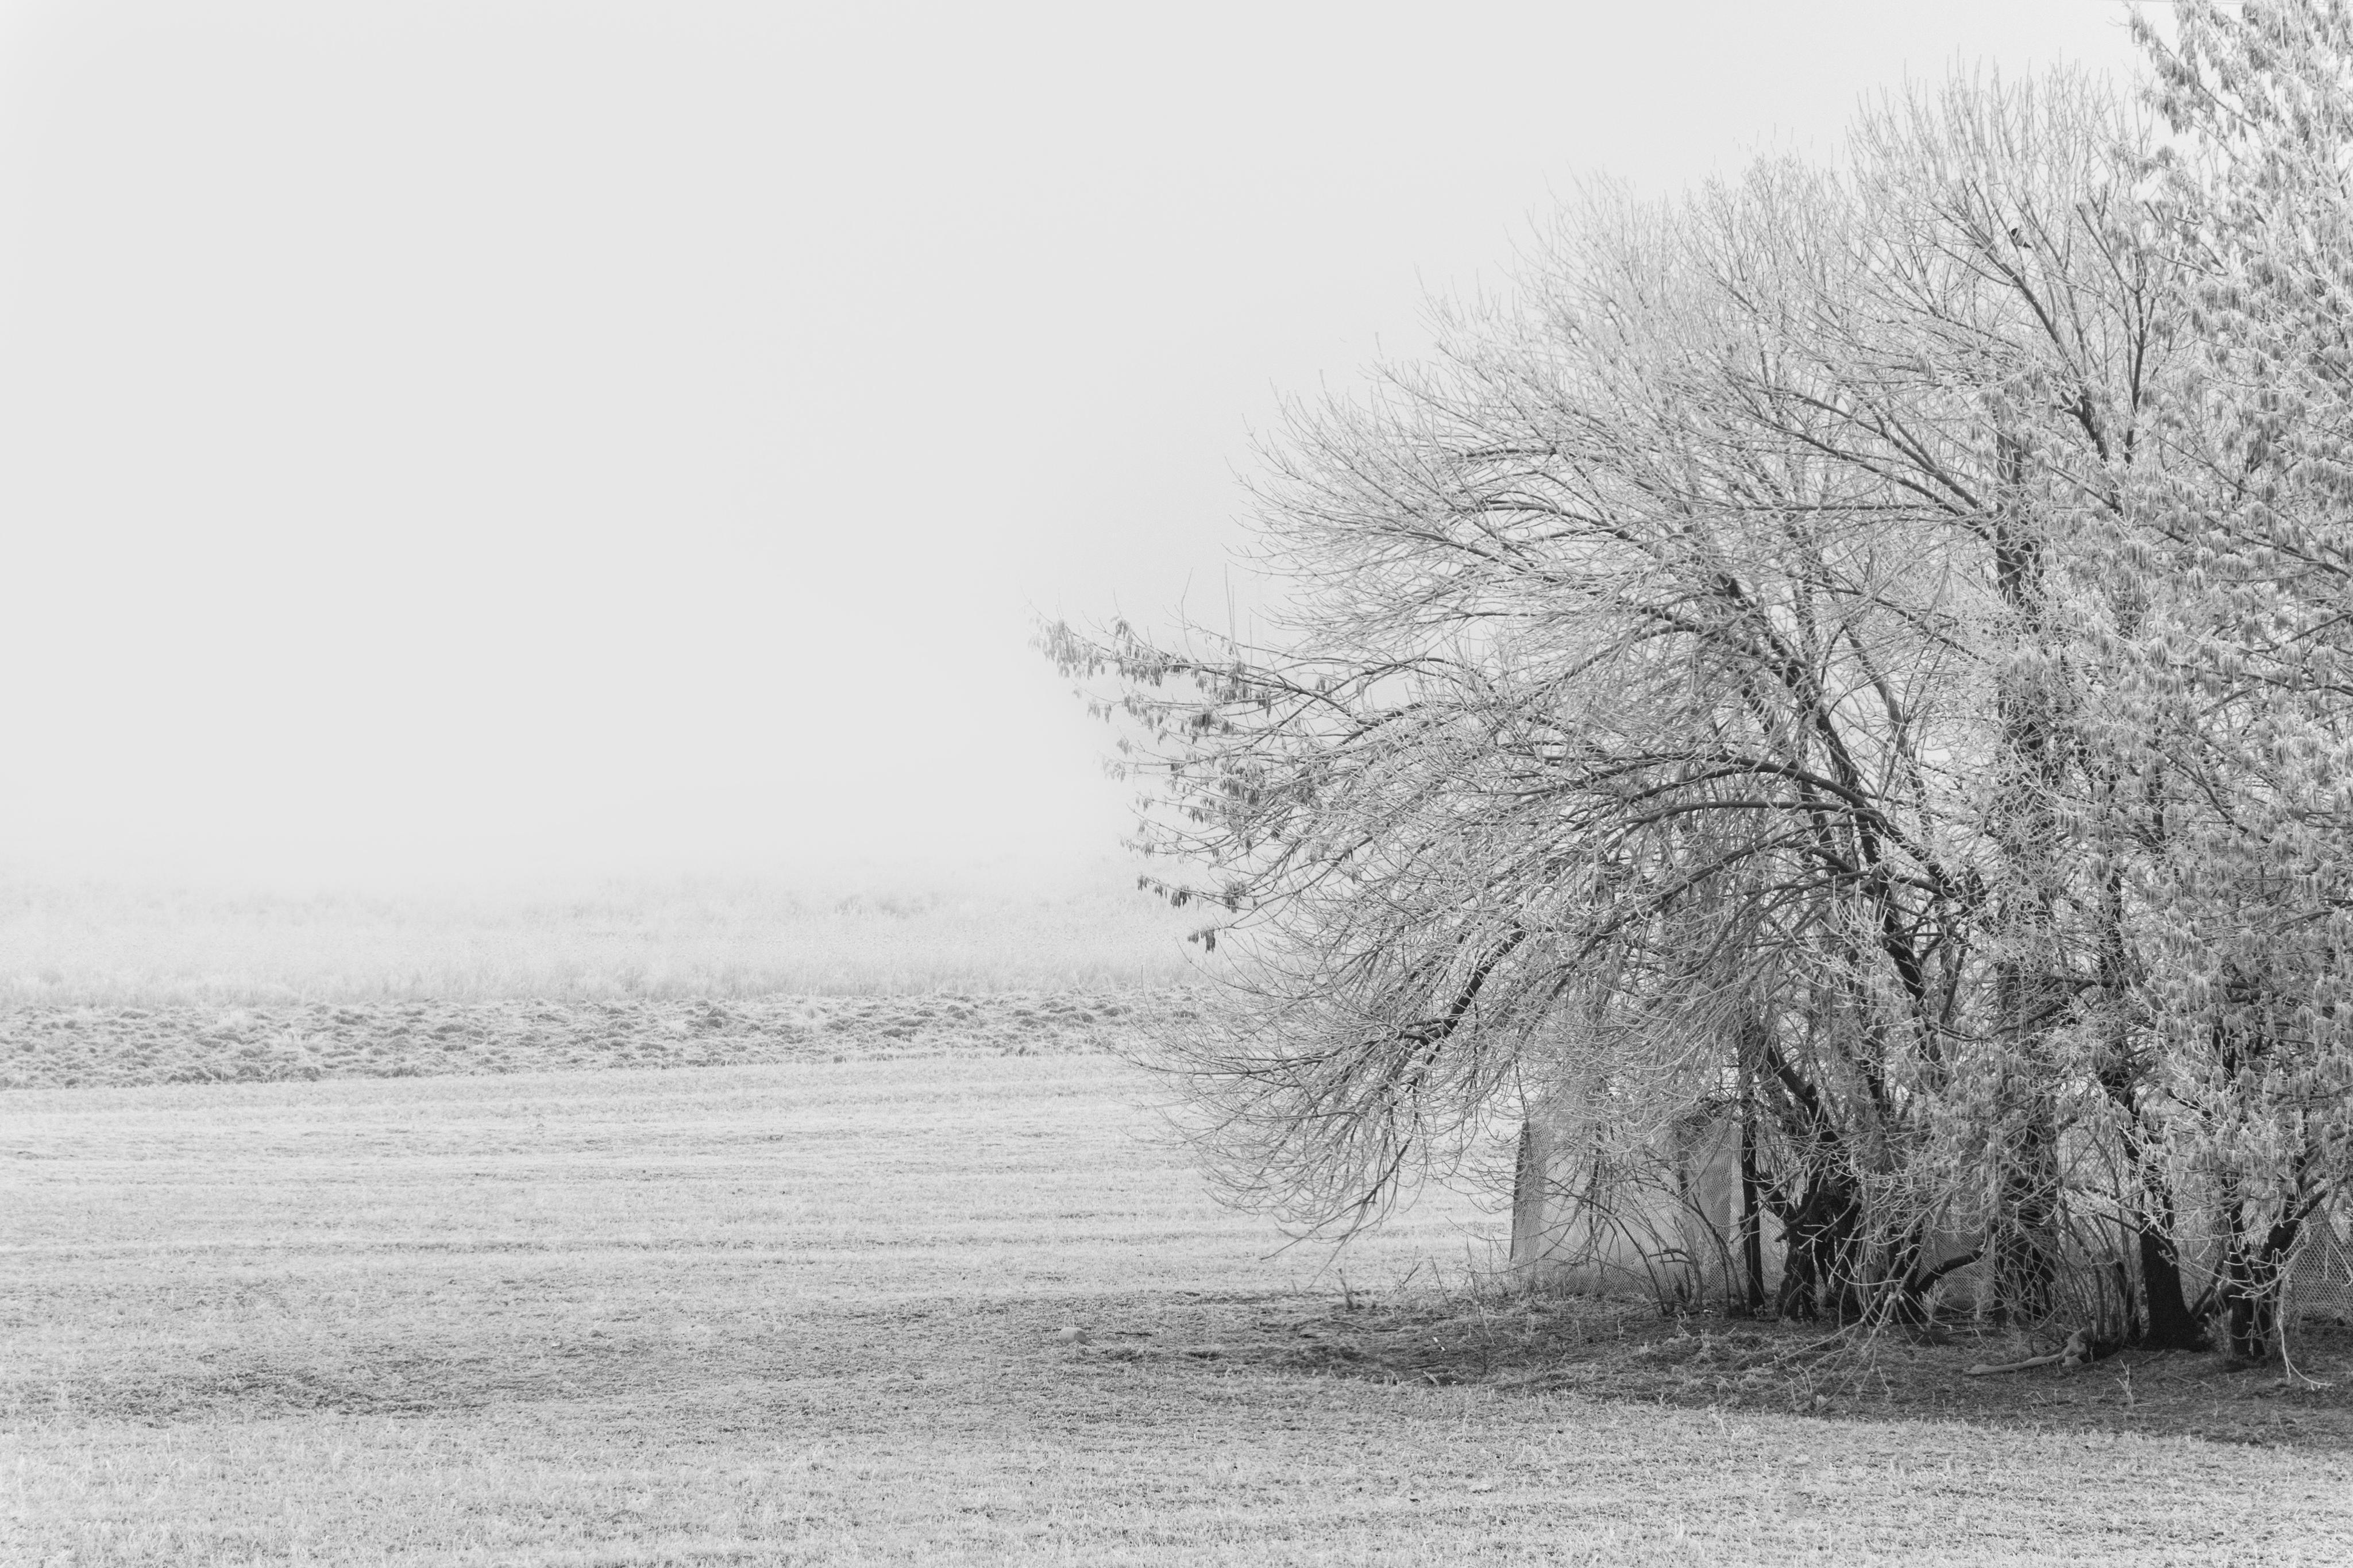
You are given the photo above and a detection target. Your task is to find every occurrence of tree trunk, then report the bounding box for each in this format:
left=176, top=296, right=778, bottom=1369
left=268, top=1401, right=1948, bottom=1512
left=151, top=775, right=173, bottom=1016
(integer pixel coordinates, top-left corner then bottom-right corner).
left=1989, top=1057, right=2062, bottom=1324
left=1985, top=426, right=2065, bottom=1327
left=2138, top=1224, right=2208, bottom=1350
left=1773, top=1175, right=1864, bottom=1323
left=1738, top=1090, right=1766, bottom=1316
left=2093, top=866, right=2206, bottom=1350
left=2128, top=1157, right=2207, bottom=1350
left=2221, top=1217, right=2300, bottom=1362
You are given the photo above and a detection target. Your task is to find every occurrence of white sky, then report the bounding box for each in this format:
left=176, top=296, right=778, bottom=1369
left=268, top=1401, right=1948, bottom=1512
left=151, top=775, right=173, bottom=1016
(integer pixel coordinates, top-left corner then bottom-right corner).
left=0, top=2, right=2157, bottom=890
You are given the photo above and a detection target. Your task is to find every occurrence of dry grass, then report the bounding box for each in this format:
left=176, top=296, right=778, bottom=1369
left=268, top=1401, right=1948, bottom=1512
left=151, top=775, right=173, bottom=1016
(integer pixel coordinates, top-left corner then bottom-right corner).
left=7, top=1052, right=2353, bottom=1565
left=0, top=867, right=1203, bottom=1004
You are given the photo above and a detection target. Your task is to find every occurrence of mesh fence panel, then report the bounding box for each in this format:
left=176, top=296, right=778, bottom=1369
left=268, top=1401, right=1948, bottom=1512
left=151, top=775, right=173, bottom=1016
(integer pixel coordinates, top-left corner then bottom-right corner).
left=2289, top=1203, right=2353, bottom=1326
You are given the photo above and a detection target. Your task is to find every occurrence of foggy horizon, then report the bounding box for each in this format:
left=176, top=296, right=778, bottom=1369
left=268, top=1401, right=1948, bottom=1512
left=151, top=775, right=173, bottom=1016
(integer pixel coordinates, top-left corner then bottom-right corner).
left=0, top=2, right=2157, bottom=894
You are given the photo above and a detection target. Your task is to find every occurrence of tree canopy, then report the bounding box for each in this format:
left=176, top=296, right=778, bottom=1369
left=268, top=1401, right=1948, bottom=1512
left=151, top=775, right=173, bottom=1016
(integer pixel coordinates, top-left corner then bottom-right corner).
left=1046, top=1, right=2353, bottom=1360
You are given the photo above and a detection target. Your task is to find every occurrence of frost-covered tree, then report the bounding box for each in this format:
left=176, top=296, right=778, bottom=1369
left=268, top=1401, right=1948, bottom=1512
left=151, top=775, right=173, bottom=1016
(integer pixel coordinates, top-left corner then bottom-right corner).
left=2090, top=0, right=2353, bottom=1359
left=1048, top=14, right=2353, bottom=1360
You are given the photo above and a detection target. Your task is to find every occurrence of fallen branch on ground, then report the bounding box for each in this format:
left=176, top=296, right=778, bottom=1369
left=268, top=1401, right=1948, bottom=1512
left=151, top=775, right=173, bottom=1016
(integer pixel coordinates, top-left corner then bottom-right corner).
left=1965, top=1330, right=2092, bottom=1377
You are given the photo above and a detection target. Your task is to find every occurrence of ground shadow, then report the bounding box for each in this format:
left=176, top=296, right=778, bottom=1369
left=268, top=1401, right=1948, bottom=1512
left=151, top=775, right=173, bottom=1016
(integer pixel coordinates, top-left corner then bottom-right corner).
left=1062, top=1289, right=2353, bottom=1450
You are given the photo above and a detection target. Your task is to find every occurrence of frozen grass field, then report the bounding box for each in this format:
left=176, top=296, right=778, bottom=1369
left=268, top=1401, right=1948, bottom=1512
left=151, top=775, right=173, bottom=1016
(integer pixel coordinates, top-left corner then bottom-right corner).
left=7, top=1049, right=2353, bottom=1566
left=0, top=991, right=1183, bottom=1090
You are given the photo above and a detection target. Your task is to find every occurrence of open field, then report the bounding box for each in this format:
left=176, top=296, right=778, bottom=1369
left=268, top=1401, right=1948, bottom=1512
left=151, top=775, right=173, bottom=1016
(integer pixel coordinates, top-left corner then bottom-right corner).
left=8, top=1050, right=2353, bottom=1565
left=0, top=992, right=1183, bottom=1091
left=0, top=868, right=1202, bottom=1005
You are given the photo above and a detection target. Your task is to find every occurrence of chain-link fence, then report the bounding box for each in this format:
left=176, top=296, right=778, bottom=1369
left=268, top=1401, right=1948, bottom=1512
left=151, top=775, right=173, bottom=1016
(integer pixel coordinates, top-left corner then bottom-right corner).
left=2288, top=1203, right=2353, bottom=1326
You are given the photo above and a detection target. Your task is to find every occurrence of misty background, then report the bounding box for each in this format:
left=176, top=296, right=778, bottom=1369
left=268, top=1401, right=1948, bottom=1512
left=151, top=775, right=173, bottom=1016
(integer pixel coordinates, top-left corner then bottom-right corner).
left=0, top=2, right=2153, bottom=901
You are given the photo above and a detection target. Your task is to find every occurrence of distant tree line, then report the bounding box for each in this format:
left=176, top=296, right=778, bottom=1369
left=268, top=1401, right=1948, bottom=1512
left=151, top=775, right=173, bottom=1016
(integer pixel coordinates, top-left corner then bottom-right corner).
left=1046, top=1, right=2353, bottom=1361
